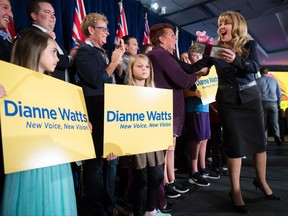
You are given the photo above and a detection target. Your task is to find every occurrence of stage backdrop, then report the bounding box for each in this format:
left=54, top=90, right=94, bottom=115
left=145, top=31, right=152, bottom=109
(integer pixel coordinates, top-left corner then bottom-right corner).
left=10, top=0, right=196, bottom=55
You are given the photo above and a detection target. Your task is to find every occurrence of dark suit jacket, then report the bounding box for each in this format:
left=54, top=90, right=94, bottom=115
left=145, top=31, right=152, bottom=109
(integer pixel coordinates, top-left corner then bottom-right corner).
left=76, top=44, right=112, bottom=157
left=31, top=26, right=75, bottom=83
left=76, top=43, right=124, bottom=157
left=0, top=34, right=12, bottom=203
left=0, top=36, right=13, bottom=62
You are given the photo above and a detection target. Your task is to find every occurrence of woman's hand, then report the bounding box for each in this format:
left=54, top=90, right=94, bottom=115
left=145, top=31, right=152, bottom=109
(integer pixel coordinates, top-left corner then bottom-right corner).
left=88, top=121, right=93, bottom=133
left=194, top=67, right=209, bottom=78
left=0, top=84, right=7, bottom=98
left=106, top=152, right=117, bottom=161
left=220, top=48, right=236, bottom=63
left=111, top=48, right=124, bottom=65
left=195, top=89, right=202, bottom=98
left=167, top=145, right=175, bottom=151
left=115, top=38, right=125, bottom=55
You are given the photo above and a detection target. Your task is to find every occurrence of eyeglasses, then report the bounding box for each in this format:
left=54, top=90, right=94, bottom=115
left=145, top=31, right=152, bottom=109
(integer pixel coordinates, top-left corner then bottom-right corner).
left=94, top=26, right=109, bottom=33
left=40, top=9, right=55, bottom=16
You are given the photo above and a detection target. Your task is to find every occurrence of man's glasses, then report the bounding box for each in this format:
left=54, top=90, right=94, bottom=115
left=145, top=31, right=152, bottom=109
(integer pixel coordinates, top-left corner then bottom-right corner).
left=94, top=26, right=109, bottom=33
left=40, top=9, right=55, bottom=16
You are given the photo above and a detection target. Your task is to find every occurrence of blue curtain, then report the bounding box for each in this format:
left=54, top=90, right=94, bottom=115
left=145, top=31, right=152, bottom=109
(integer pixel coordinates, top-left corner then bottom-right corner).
left=11, top=0, right=196, bottom=54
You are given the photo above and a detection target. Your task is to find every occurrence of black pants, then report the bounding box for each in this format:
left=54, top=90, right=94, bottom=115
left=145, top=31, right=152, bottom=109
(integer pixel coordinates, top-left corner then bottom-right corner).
left=132, top=165, right=164, bottom=216
left=0, top=131, right=5, bottom=205
left=83, top=158, right=108, bottom=216
left=208, top=123, right=226, bottom=169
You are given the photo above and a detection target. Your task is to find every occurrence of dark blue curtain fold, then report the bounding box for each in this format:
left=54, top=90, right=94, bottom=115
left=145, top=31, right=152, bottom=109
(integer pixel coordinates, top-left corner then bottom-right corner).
left=11, top=0, right=196, bottom=54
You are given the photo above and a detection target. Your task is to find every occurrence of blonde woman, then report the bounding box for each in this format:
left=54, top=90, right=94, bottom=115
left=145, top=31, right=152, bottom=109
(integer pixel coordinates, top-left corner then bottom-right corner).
left=181, top=11, right=281, bottom=213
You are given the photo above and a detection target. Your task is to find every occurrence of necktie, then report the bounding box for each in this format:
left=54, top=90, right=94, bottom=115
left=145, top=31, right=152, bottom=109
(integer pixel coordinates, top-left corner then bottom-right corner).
left=54, top=34, right=69, bottom=82
left=101, top=49, right=116, bottom=84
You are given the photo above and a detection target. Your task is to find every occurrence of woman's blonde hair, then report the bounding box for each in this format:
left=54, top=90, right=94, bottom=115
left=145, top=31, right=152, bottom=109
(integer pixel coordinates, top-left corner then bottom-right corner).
left=215, top=11, right=250, bottom=57
left=81, top=13, right=108, bottom=37
left=127, top=54, right=155, bottom=87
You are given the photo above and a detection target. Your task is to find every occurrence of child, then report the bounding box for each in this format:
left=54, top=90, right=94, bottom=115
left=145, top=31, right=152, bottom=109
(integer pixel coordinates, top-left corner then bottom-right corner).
left=126, top=54, right=169, bottom=216
left=1, top=29, right=77, bottom=215
left=185, top=52, right=220, bottom=187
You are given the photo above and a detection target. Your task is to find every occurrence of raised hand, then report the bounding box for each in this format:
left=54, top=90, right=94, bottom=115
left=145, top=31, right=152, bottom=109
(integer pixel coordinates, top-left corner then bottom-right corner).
left=0, top=84, right=7, bottom=98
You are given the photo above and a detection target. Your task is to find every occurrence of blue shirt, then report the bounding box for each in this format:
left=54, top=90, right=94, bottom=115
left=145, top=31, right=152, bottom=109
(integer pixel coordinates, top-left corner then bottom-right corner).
left=186, top=96, right=209, bottom=113
left=256, top=74, right=282, bottom=105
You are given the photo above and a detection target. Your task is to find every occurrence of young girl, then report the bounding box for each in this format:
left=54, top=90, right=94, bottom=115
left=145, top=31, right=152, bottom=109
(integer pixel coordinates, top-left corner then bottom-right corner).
left=1, top=29, right=77, bottom=216
left=126, top=54, right=169, bottom=216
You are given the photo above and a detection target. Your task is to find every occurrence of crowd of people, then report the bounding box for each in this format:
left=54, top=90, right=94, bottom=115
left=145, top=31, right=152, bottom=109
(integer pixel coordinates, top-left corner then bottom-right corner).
left=0, top=0, right=283, bottom=216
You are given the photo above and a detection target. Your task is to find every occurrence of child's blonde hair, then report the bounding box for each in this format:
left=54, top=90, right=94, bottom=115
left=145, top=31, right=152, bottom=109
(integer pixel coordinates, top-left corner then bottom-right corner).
left=127, top=54, right=155, bottom=87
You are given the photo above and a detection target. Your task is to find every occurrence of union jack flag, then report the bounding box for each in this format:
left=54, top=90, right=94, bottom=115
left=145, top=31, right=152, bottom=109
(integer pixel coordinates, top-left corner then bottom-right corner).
left=142, top=13, right=150, bottom=45
left=72, top=0, right=86, bottom=47
left=115, top=1, right=128, bottom=44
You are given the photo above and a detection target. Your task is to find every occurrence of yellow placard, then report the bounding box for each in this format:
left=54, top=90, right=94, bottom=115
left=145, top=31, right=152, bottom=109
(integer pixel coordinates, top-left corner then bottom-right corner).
left=0, top=61, right=95, bottom=174
left=269, top=72, right=288, bottom=110
left=195, top=66, right=218, bottom=105
left=104, top=84, right=173, bottom=156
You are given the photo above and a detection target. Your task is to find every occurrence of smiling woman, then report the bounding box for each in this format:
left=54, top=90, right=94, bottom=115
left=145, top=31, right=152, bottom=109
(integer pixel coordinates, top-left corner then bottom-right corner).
left=182, top=10, right=281, bottom=214
left=76, top=11, right=126, bottom=215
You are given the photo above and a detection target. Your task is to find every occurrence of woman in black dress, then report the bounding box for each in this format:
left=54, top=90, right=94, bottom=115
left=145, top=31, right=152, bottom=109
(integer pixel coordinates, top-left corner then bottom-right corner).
left=214, top=11, right=281, bottom=213
left=183, top=11, right=281, bottom=213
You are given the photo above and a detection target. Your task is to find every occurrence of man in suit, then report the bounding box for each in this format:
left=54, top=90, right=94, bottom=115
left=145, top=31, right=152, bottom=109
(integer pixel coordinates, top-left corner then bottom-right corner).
left=0, top=0, right=13, bottom=204
left=120, top=35, right=139, bottom=84
left=0, top=0, right=13, bottom=62
left=27, top=0, right=79, bottom=83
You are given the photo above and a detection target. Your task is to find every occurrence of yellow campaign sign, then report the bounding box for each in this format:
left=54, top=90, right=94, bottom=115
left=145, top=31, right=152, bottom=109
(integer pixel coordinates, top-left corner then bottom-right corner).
left=195, top=66, right=218, bottom=105
left=269, top=72, right=288, bottom=110
left=0, top=61, right=95, bottom=174
left=104, top=84, right=173, bottom=156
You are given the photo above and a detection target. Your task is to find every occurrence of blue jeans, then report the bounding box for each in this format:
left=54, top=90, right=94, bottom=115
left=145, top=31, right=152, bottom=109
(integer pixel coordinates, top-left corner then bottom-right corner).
left=262, top=101, right=280, bottom=137
left=105, top=157, right=119, bottom=215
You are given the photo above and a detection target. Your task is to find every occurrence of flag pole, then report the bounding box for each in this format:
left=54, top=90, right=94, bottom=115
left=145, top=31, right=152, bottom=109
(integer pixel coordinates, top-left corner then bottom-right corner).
left=175, top=26, right=180, bottom=59
left=72, top=0, right=86, bottom=47
left=142, top=12, right=151, bottom=45
left=115, top=0, right=128, bottom=45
